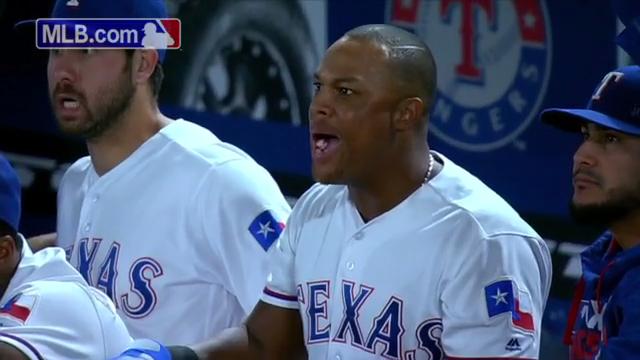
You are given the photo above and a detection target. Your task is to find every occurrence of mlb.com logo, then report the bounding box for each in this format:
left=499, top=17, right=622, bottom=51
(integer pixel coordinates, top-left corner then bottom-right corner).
left=387, top=0, right=552, bottom=152
left=36, top=18, right=181, bottom=50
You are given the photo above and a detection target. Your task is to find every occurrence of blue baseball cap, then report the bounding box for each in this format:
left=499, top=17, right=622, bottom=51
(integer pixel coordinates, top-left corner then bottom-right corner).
left=50, top=0, right=167, bottom=19
left=0, top=155, right=21, bottom=234
left=16, top=0, right=168, bottom=27
left=16, top=0, right=169, bottom=61
left=540, top=66, right=640, bottom=135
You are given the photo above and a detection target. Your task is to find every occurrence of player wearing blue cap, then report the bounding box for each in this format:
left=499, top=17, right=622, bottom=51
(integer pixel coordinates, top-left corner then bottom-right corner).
left=0, top=154, right=133, bottom=359
left=22, top=0, right=291, bottom=346
left=541, top=65, right=640, bottom=359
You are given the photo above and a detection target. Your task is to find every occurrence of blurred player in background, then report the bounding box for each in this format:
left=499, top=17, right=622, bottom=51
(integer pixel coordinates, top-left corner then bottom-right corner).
left=113, top=23, right=552, bottom=360
left=0, top=154, right=132, bottom=359
left=25, top=0, right=291, bottom=346
left=541, top=65, right=640, bottom=359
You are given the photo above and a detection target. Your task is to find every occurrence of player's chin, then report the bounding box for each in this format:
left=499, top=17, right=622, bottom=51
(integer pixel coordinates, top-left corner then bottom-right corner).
left=56, top=118, right=92, bottom=136
left=572, top=188, right=605, bottom=205
left=571, top=195, right=605, bottom=210
left=312, top=165, right=344, bottom=185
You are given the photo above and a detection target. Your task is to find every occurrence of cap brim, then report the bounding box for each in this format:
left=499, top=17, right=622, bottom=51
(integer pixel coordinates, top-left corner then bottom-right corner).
left=540, top=108, right=640, bottom=135
left=14, top=19, right=36, bottom=29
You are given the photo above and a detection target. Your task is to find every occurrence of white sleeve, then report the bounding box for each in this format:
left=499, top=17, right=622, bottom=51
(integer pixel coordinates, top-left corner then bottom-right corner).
left=440, top=234, right=552, bottom=359
left=201, top=160, right=292, bottom=314
left=261, top=183, right=323, bottom=310
left=261, top=223, right=299, bottom=309
left=0, top=282, right=131, bottom=360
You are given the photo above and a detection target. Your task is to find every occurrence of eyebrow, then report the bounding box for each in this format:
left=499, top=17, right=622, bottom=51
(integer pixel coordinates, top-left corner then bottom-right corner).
left=586, top=124, right=617, bottom=132
left=313, top=73, right=361, bottom=84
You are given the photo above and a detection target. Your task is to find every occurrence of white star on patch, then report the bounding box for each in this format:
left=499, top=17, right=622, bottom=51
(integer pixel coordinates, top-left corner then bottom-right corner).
left=257, top=221, right=275, bottom=239
left=523, top=12, right=536, bottom=29
left=491, top=288, right=509, bottom=305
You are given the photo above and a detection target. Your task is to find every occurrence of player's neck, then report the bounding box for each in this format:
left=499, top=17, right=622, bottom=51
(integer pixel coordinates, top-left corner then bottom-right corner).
left=87, top=101, right=170, bottom=176
left=0, top=254, right=20, bottom=300
left=610, top=210, right=640, bottom=250
left=350, top=148, right=434, bottom=223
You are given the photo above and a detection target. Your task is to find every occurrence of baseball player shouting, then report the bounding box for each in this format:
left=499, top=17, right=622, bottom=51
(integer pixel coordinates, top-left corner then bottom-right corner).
left=23, top=0, right=291, bottom=345
left=113, top=24, right=552, bottom=360
left=0, top=154, right=132, bottom=359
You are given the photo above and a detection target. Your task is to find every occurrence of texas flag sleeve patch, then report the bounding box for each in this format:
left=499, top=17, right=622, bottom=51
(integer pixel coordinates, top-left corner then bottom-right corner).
left=248, top=210, right=285, bottom=251
left=484, top=279, right=535, bottom=332
left=0, top=293, right=37, bottom=324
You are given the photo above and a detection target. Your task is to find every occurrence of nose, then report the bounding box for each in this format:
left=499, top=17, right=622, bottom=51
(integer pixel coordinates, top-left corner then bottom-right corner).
left=573, top=140, right=598, bottom=171
left=308, top=87, right=334, bottom=125
left=48, top=50, right=78, bottom=88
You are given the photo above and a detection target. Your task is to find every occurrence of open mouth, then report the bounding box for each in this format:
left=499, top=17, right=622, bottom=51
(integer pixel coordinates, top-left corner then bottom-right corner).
left=572, top=174, right=599, bottom=187
left=62, top=99, right=80, bottom=109
left=55, top=93, right=82, bottom=115
left=312, top=133, right=340, bottom=154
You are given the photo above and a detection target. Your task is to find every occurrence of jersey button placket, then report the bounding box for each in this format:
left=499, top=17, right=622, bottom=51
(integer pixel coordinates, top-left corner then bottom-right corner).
left=80, top=190, right=101, bottom=234
left=345, top=231, right=364, bottom=271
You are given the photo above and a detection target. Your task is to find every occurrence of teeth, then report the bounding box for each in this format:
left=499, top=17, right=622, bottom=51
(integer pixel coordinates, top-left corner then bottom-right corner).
left=315, top=138, right=328, bottom=151
left=63, top=101, right=79, bottom=109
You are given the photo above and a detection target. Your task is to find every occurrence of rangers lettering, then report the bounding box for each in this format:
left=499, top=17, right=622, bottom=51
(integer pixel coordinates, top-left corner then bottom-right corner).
left=391, top=1, right=552, bottom=151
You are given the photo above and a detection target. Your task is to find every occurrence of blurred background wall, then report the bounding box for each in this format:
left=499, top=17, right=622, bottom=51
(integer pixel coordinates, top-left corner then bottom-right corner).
left=0, top=0, right=626, bottom=357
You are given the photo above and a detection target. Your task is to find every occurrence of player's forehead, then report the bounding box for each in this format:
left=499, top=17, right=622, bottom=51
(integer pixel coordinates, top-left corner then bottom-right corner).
left=315, top=37, right=391, bottom=84
left=48, top=48, right=126, bottom=58
left=582, top=122, right=631, bottom=136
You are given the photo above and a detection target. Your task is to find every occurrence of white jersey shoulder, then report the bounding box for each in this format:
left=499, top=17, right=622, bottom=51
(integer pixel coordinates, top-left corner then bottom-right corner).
left=264, top=152, right=551, bottom=360
left=56, top=119, right=291, bottom=344
left=0, top=240, right=131, bottom=360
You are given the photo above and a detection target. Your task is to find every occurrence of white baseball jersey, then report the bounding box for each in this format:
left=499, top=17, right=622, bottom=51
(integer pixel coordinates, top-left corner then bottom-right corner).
left=0, top=237, right=131, bottom=359
left=56, top=119, right=291, bottom=344
left=263, top=152, right=552, bottom=359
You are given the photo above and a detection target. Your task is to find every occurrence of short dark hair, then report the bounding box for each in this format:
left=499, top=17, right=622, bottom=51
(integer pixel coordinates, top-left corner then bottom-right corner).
left=344, top=24, right=437, bottom=111
left=125, top=49, right=165, bottom=99
left=0, top=219, right=21, bottom=252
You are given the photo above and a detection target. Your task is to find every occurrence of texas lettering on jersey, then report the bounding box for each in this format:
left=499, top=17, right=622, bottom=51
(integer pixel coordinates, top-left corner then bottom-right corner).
left=71, top=237, right=162, bottom=318
left=300, top=280, right=443, bottom=359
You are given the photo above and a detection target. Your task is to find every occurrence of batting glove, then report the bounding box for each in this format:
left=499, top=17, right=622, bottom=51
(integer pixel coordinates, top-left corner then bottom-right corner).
left=110, top=339, right=172, bottom=360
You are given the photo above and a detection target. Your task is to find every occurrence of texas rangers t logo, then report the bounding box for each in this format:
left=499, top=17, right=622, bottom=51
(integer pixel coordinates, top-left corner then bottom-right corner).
left=592, top=71, right=623, bottom=100
left=387, top=0, right=552, bottom=151
left=441, top=0, right=496, bottom=82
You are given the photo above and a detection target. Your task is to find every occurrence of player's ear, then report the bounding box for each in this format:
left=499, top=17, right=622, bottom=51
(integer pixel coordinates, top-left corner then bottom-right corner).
left=0, top=235, right=17, bottom=263
left=131, top=49, right=158, bottom=86
left=392, top=97, right=424, bottom=131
